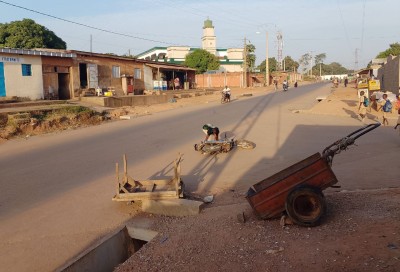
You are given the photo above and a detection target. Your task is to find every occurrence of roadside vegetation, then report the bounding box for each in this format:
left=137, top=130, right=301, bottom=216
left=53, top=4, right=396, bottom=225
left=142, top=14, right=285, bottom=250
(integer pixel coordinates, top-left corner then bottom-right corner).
left=0, top=106, right=106, bottom=141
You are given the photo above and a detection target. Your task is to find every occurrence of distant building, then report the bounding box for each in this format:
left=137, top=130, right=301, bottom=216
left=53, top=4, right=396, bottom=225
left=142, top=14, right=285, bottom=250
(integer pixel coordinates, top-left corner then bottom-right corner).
left=136, top=19, right=244, bottom=73
left=377, top=55, right=400, bottom=94
left=0, top=48, right=196, bottom=100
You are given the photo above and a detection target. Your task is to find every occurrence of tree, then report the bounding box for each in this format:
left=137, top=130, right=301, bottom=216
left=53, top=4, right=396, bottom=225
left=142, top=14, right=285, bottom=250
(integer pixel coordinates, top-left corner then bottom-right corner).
left=283, top=56, right=299, bottom=72
left=0, top=19, right=66, bottom=49
left=376, top=43, right=400, bottom=58
left=311, top=62, right=350, bottom=76
left=245, top=43, right=256, bottom=69
left=184, top=49, right=220, bottom=74
left=257, top=57, right=277, bottom=73
left=314, top=53, right=326, bottom=65
left=299, top=53, right=312, bottom=73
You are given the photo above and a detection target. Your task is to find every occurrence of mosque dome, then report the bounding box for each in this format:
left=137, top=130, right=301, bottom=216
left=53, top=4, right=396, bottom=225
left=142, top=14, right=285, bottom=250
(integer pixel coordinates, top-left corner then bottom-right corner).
left=203, top=18, right=214, bottom=29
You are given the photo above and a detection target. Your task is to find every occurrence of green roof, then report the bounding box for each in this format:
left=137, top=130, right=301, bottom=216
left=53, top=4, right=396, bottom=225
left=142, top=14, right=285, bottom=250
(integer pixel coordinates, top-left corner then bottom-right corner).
left=136, top=46, right=167, bottom=57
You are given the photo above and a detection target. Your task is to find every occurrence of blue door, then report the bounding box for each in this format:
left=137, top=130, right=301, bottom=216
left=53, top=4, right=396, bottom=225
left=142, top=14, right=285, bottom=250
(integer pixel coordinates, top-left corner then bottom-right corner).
left=0, top=62, right=5, bottom=97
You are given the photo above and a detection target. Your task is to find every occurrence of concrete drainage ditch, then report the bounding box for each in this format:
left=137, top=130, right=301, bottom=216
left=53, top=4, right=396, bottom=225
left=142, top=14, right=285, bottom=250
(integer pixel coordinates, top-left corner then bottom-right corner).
left=57, top=226, right=158, bottom=272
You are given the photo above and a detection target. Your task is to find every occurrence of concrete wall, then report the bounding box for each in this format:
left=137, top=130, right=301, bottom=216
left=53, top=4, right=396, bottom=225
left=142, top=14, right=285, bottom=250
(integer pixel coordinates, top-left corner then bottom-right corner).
left=143, top=65, right=153, bottom=90
left=195, top=71, right=302, bottom=88
left=167, top=47, right=190, bottom=59
left=227, top=48, right=244, bottom=59
left=377, top=55, right=400, bottom=95
left=220, top=64, right=243, bottom=73
left=196, top=72, right=243, bottom=88
left=1, top=54, right=43, bottom=99
left=58, top=227, right=134, bottom=272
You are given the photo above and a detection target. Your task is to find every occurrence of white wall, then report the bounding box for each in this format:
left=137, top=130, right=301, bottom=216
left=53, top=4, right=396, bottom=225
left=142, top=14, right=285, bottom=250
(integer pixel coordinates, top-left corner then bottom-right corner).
left=1, top=54, right=43, bottom=99
left=143, top=65, right=153, bottom=90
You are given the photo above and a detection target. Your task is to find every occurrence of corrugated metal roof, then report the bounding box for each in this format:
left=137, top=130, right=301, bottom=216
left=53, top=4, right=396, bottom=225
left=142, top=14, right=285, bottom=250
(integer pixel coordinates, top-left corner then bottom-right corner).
left=0, top=48, right=76, bottom=58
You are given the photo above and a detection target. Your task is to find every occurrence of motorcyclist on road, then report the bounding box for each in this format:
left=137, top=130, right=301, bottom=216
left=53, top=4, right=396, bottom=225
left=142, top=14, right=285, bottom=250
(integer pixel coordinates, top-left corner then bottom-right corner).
left=283, top=80, right=288, bottom=91
left=222, top=86, right=231, bottom=102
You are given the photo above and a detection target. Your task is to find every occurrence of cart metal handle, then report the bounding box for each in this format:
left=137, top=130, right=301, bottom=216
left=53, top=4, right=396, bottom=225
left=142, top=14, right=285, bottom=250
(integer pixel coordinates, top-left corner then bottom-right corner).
left=322, top=122, right=381, bottom=165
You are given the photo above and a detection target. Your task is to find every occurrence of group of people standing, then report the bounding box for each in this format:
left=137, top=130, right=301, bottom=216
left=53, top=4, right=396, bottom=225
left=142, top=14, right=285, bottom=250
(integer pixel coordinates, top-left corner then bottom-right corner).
left=358, top=91, right=400, bottom=130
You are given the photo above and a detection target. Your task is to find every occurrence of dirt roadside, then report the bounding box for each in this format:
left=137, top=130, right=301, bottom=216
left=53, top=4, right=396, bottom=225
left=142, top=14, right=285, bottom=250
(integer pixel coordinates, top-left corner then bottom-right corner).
left=113, top=84, right=400, bottom=272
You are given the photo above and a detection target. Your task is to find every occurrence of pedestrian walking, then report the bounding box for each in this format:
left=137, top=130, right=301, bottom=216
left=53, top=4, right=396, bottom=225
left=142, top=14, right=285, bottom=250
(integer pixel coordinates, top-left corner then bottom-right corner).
left=394, top=107, right=400, bottom=136
left=379, top=94, right=392, bottom=126
left=358, top=91, right=368, bottom=122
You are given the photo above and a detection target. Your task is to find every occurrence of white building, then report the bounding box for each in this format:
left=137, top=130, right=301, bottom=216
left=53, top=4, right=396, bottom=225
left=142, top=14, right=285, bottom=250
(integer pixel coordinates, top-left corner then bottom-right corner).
left=136, top=19, right=244, bottom=73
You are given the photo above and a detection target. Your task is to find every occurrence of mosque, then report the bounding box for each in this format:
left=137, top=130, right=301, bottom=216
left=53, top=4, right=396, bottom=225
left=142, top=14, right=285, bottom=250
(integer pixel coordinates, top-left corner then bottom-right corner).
left=136, top=18, right=244, bottom=73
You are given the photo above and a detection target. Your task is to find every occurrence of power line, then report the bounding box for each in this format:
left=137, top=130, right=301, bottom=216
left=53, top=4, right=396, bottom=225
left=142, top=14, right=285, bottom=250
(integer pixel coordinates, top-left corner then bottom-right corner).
left=336, top=0, right=352, bottom=50
left=360, top=0, right=367, bottom=67
left=0, top=0, right=174, bottom=45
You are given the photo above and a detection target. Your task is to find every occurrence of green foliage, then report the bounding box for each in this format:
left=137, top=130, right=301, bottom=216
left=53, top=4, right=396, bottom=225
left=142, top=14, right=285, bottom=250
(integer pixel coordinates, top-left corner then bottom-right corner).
left=299, top=53, right=312, bottom=73
left=311, top=62, right=350, bottom=76
left=314, top=53, right=326, bottom=65
left=376, top=43, right=400, bottom=58
left=31, top=106, right=93, bottom=122
left=283, top=56, right=299, bottom=72
left=246, top=43, right=256, bottom=69
left=257, top=57, right=277, bottom=73
left=0, top=18, right=66, bottom=49
left=184, top=49, right=220, bottom=74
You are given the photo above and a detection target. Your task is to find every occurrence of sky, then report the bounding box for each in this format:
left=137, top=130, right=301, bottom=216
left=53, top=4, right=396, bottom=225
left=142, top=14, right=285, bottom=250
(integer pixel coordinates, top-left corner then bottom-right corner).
left=0, top=0, right=399, bottom=69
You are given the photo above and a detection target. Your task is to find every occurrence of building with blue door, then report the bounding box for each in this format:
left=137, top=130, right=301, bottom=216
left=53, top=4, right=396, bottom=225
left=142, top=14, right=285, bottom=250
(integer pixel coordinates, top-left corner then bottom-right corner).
left=0, top=49, right=44, bottom=99
left=0, top=48, right=76, bottom=100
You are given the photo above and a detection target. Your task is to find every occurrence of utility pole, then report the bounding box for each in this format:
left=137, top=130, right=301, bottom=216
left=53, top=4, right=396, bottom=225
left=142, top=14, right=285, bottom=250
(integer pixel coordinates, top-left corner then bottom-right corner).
left=265, top=32, right=269, bottom=86
left=277, top=31, right=283, bottom=70
left=319, top=63, right=322, bottom=77
left=355, top=48, right=359, bottom=72
left=243, top=37, right=247, bottom=88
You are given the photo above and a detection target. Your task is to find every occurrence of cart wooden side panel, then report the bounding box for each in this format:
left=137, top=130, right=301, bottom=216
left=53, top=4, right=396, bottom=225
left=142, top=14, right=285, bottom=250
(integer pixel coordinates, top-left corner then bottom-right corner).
left=246, top=153, right=338, bottom=219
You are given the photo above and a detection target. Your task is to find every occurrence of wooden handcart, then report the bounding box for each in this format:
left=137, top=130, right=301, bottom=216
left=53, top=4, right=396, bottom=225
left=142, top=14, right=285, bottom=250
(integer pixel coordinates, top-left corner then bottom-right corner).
left=246, top=123, right=381, bottom=227
left=112, top=154, right=184, bottom=201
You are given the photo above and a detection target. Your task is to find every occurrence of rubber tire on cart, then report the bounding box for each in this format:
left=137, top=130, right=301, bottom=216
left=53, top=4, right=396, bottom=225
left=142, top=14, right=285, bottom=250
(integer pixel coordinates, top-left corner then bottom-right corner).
left=285, top=186, right=326, bottom=227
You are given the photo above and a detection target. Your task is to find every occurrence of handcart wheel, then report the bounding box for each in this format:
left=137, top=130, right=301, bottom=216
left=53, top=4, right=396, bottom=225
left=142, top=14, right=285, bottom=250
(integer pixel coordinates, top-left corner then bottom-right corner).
left=285, top=186, right=326, bottom=227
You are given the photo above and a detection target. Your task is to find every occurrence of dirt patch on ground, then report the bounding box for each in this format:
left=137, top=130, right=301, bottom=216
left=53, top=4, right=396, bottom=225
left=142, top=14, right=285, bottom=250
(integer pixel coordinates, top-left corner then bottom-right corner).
left=0, top=106, right=105, bottom=140
left=116, top=189, right=400, bottom=272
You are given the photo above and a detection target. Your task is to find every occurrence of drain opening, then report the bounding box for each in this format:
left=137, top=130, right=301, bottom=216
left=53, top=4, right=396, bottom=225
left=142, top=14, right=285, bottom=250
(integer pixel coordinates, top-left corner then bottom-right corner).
left=57, top=226, right=157, bottom=272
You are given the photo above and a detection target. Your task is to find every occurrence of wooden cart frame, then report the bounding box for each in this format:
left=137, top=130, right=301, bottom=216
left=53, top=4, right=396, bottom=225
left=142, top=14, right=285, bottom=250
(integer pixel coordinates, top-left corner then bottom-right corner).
left=112, top=154, right=184, bottom=201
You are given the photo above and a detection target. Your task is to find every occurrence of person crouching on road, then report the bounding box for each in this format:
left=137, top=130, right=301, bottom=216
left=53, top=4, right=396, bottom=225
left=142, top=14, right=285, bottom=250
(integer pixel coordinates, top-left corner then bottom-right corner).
left=202, top=124, right=219, bottom=141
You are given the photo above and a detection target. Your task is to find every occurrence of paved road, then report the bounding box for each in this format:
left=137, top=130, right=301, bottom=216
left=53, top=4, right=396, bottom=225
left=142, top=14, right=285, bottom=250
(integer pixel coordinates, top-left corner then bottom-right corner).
left=0, top=82, right=398, bottom=271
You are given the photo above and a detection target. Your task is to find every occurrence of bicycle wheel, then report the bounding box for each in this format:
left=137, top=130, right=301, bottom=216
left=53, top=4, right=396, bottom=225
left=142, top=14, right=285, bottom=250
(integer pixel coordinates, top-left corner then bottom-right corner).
left=235, top=139, right=255, bottom=149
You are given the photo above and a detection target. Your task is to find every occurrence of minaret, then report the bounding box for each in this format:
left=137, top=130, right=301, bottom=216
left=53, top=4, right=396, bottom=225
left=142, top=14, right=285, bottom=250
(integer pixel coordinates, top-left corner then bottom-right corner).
left=201, top=18, right=217, bottom=55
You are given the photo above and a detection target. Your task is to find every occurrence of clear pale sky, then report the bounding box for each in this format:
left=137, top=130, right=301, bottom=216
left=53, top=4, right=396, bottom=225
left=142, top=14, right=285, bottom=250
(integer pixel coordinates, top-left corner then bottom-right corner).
left=1, top=0, right=399, bottom=69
